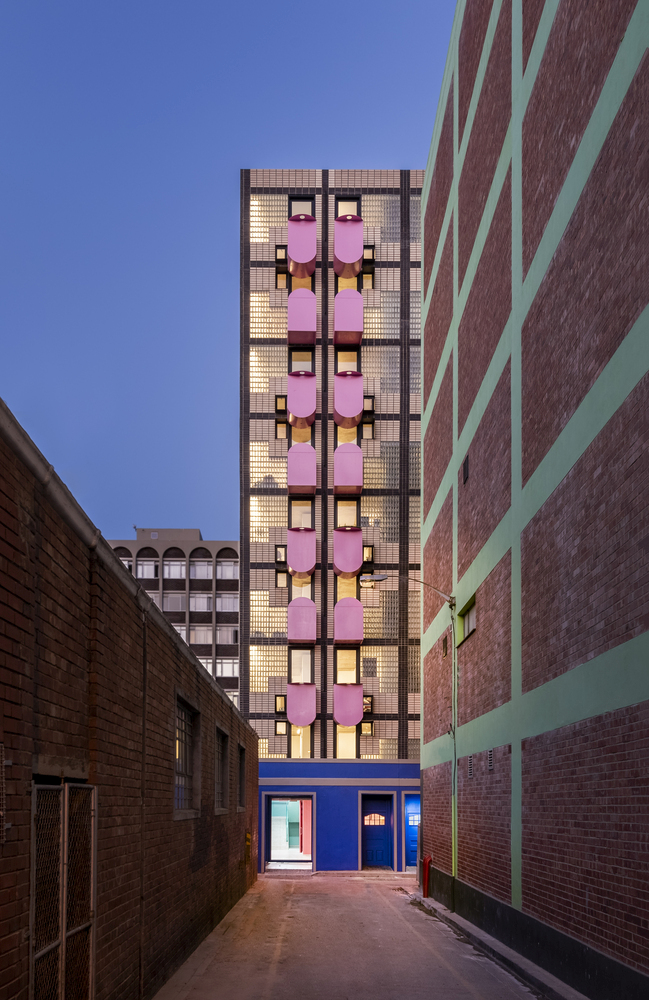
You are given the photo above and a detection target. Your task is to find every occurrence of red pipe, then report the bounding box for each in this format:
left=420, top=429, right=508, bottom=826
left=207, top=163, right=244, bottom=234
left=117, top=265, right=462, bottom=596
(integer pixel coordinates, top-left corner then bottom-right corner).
left=422, top=854, right=432, bottom=898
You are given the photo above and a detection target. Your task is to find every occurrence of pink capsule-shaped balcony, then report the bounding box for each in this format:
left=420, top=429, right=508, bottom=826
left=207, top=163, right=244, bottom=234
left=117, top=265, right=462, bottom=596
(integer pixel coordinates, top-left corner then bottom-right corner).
left=333, top=371, right=363, bottom=428
left=333, top=215, right=363, bottom=278
left=287, top=528, right=316, bottom=577
left=333, top=526, right=363, bottom=578
left=333, top=289, right=363, bottom=346
left=287, top=289, right=317, bottom=345
left=287, top=214, right=317, bottom=278
left=287, top=683, right=317, bottom=726
left=333, top=683, right=364, bottom=727
left=288, top=444, right=316, bottom=496
left=334, top=598, right=364, bottom=644
left=287, top=371, right=316, bottom=428
left=288, top=598, right=317, bottom=644
left=334, top=443, right=363, bottom=496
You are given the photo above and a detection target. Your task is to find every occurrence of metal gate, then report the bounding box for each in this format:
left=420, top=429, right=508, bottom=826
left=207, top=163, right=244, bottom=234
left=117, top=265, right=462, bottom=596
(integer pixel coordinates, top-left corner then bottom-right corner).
left=30, top=784, right=97, bottom=1000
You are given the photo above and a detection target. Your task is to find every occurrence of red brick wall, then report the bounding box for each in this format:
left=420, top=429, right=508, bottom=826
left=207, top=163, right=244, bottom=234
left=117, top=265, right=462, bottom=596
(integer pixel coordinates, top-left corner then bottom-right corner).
left=458, top=0, right=494, bottom=144
left=457, top=361, right=511, bottom=578
left=423, top=628, right=452, bottom=744
left=458, top=551, right=511, bottom=727
left=423, top=221, right=453, bottom=406
left=458, top=0, right=511, bottom=287
left=522, top=0, right=638, bottom=276
left=521, top=371, right=649, bottom=694
left=423, top=354, right=453, bottom=520
left=522, top=702, right=649, bottom=974
left=457, top=746, right=511, bottom=903
left=522, top=0, right=544, bottom=73
left=521, top=52, right=649, bottom=484
left=423, top=82, right=454, bottom=297
left=458, top=169, right=511, bottom=434
left=422, top=761, right=452, bottom=874
left=423, top=490, right=453, bottom=632
left=0, top=434, right=258, bottom=1000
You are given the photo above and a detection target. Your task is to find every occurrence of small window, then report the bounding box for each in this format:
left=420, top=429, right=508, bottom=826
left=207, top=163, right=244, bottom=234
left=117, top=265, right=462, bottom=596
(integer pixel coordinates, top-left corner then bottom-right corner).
left=408, top=813, right=421, bottom=826
left=137, top=559, right=159, bottom=579
left=291, top=424, right=312, bottom=444
left=275, top=695, right=286, bottom=714
left=163, top=559, right=186, bottom=580
left=364, top=813, right=385, bottom=826
left=275, top=395, right=287, bottom=413
left=337, top=199, right=358, bottom=217
left=290, top=349, right=313, bottom=372
left=363, top=396, right=375, bottom=414
left=175, top=699, right=196, bottom=811
left=362, top=272, right=373, bottom=290
left=442, top=635, right=448, bottom=657
left=189, top=626, right=213, bottom=645
left=216, top=560, right=239, bottom=580
left=276, top=272, right=288, bottom=289
left=290, top=725, right=311, bottom=758
left=276, top=570, right=288, bottom=588
left=216, top=626, right=238, bottom=645
left=275, top=245, right=287, bottom=262
left=189, top=593, right=212, bottom=612
left=290, top=648, right=312, bottom=684
left=173, top=623, right=187, bottom=641
left=361, top=422, right=374, bottom=440
left=215, top=658, right=239, bottom=677
left=215, top=727, right=229, bottom=811
left=337, top=350, right=358, bottom=372
left=336, top=424, right=357, bottom=446
left=336, top=648, right=357, bottom=684
left=238, top=746, right=246, bottom=808
left=290, top=199, right=314, bottom=217
left=363, top=246, right=375, bottom=261
left=276, top=421, right=288, bottom=440
left=291, top=500, right=313, bottom=529
left=291, top=577, right=312, bottom=600
left=336, top=725, right=357, bottom=759
left=275, top=545, right=287, bottom=564
left=363, top=695, right=373, bottom=714
left=216, top=594, right=239, bottom=613
left=163, top=593, right=187, bottom=613
left=461, top=603, right=476, bottom=640
left=336, top=500, right=358, bottom=527
left=275, top=720, right=288, bottom=736
left=361, top=721, right=374, bottom=736
left=362, top=545, right=374, bottom=564
left=190, top=559, right=213, bottom=579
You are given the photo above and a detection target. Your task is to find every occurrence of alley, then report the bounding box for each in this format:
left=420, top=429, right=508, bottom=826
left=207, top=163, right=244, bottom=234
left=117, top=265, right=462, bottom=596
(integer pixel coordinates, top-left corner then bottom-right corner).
left=154, top=874, right=543, bottom=1000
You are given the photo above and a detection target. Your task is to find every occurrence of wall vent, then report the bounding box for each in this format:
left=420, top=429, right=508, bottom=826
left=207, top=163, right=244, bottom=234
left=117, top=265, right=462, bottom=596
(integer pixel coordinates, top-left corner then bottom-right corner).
left=488, top=748, right=493, bottom=771
left=468, top=755, right=473, bottom=778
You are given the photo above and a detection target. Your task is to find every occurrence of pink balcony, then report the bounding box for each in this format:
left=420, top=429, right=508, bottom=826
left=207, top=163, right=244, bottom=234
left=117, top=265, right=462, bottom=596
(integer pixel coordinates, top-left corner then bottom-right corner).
left=333, top=527, right=363, bottom=577
left=287, top=371, right=316, bottom=428
left=288, top=598, right=317, bottom=644
left=287, top=683, right=317, bottom=726
left=288, top=444, right=316, bottom=496
left=333, top=371, right=363, bottom=427
left=287, top=528, right=316, bottom=577
left=334, top=289, right=363, bottom=346
left=333, top=443, right=363, bottom=495
left=334, top=598, right=364, bottom=644
left=333, top=215, right=363, bottom=278
left=287, top=215, right=317, bottom=278
left=288, top=289, right=317, bottom=345
left=333, top=684, right=364, bottom=726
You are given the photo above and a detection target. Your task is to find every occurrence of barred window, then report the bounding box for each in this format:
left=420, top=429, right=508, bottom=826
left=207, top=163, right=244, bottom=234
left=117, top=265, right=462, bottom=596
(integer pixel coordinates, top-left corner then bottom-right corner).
left=361, top=645, right=399, bottom=694
left=409, top=496, right=421, bottom=545
left=250, top=194, right=288, bottom=242
left=362, top=195, right=400, bottom=242
left=175, top=699, right=195, bottom=810
left=250, top=591, right=287, bottom=640
left=250, top=496, right=288, bottom=542
left=408, top=645, right=420, bottom=693
left=410, top=196, right=421, bottom=242
left=238, top=745, right=246, bottom=807
left=363, top=291, right=400, bottom=340
left=250, top=344, right=287, bottom=393
left=361, top=346, right=400, bottom=393
left=250, top=292, right=287, bottom=339
left=410, top=290, right=421, bottom=340
left=364, top=441, right=400, bottom=489
left=249, top=645, right=288, bottom=693
left=215, top=728, right=229, bottom=810
left=360, top=495, right=399, bottom=543
left=410, top=347, right=421, bottom=394
left=409, top=442, right=421, bottom=490
left=250, top=442, right=287, bottom=489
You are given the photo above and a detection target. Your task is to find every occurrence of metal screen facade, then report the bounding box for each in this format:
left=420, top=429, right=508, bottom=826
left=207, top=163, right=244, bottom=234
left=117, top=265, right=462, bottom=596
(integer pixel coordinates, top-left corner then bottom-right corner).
left=240, top=169, right=422, bottom=761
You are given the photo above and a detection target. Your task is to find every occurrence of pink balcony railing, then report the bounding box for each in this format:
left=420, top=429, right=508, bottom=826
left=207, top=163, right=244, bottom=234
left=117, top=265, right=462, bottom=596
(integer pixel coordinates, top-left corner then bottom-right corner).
left=334, top=598, right=364, bottom=644
left=287, top=683, right=317, bottom=726
left=287, top=527, right=316, bottom=577
left=333, top=526, right=363, bottom=577
left=287, top=215, right=317, bottom=278
left=333, top=684, right=364, bottom=726
left=288, top=289, right=317, bottom=345
left=287, top=371, right=316, bottom=428
left=333, top=289, right=363, bottom=346
left=288, top=444, right=316, bottom=496
left=333, top=215, right=363, bottom=278
left=287, top=598, right=317, bottom=644
left=333, top=443, right=363, bottom=496
left=333, top=371, right=363, bottom=427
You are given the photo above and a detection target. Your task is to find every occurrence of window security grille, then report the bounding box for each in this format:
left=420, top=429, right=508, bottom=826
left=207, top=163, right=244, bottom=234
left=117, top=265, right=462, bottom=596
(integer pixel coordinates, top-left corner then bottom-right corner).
left=30, top=784, right=97, bottom=1000
left=175, top=701, right=194, bottom=810
left=215, top=729, right=228, bottom=810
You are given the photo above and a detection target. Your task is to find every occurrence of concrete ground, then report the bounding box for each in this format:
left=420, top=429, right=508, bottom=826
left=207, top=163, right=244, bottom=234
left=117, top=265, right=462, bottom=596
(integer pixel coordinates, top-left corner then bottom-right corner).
left=153, top=873, right=556, bottom=1000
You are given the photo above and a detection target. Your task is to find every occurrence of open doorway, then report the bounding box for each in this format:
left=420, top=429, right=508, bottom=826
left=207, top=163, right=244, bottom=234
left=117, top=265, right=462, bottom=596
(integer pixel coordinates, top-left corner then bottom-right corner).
left=267, top=798, right=312, bottom=870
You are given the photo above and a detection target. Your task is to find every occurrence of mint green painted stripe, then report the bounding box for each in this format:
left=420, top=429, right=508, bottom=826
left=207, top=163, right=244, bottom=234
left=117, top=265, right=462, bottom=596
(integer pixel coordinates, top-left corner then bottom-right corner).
left=456, top=0, right=504, bottom=170
left=421, top=732, right=454, bottom=770
left=520, top=0, right=559, bottom=108
left=421, top=1, right=464, bottom=210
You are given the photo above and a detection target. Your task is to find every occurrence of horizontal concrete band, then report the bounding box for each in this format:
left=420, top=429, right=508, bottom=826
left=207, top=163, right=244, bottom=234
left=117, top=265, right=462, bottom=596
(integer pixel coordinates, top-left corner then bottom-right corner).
left=259, top=777, right=420, bottom=787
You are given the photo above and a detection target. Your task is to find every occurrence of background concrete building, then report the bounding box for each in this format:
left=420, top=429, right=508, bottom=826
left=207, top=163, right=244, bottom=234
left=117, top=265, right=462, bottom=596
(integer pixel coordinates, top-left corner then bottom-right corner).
left=240, top=168, right=422, bottom=872
left=108, top=530, right=240, bottom=706
left=0, top=400, right=257, bottom=1000
left=420, top=2, right=649, bottom=998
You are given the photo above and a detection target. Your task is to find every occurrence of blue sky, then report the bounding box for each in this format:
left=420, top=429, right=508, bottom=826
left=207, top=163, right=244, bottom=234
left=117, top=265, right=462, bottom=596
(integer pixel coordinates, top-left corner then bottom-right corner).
left=0, top=0, right=455, bottom=541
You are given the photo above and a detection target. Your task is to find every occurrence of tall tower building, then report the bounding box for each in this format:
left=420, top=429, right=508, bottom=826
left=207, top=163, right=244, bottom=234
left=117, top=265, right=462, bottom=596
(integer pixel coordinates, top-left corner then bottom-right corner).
left=240, top=169, right=423, bottom=872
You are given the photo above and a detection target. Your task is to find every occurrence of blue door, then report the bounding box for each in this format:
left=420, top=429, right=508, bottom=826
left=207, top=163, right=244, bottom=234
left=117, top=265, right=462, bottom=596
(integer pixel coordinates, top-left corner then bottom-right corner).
left=404, top=794, right=420, bottom=868
left=362, top=797, right=392, bottom=868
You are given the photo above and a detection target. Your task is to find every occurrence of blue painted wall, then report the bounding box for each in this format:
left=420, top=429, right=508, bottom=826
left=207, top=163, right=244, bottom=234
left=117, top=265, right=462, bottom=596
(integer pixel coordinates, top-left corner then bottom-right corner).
left=259, top=761, right=420, bottom=872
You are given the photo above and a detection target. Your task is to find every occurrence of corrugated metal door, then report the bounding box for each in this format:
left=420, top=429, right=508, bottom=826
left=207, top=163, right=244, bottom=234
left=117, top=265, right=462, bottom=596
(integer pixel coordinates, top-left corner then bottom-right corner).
left=30, top=784, right=97, bottom=1000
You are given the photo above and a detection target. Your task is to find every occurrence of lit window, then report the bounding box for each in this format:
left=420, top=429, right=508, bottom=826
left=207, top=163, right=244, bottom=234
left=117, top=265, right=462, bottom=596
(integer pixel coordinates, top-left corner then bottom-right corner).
left=337, top=425, right=357, bottom=445
left=216, top=627, right=239, bottom=645
left=276, top=422, right=288, bottom=439
left=275, top=720, right=287, bottom=736
left=363, top=396, right=375, bottom=413
left=290, top=200, right=313, bottom=217
left=291, top=425, right=311, bottom=444
left=362, top=422, right=374, bottom=440
left=337, top=351, right=358, bottom=372
left=290, top=648, right=312, bottom=684
left=275, top=545, right=287, bottom=564
left=290, top=725, right=311, bottom=758
left=336, top=648, right=357, bottom=684
left=363, top=546, right=374, bottom=563
left=216, top=595, right=239, bottom=613
left=292, top=578, right=312, bottom=600
left=215, top=658, right=239, bottom=677
left=190, top=560, right=213, bottom=579
left=276, top=570, right=288, bottom=588
left=363, top=246, right=374, bottom=261
left=276, top=272, right=287, bottom=289
left=276, top=395, right=287, bottom=413
left=290, top=350, right=313, bottom=372
left=216, top=560, right=239, bottom=580
left=363, top=695, right=373, bottom=714
left=337, top=500, right=358, bottom=527
left=189, top=626, right=213, bottom=645
left=163, top=560, right=186, bottom=580
left=337, top=200, right=358, bottom=217
left=362, top=273, right=373, bottom=290
left=337, top=576, right=357, bottom=600
left=291, top=275, right=312, bottom=292
left=190, top=593, right=213, bottom=612
left=163, top=593, right=186, bottom=612
left=275, top=246, right=287, bottom=261
left=291, top=500, right=312, bottom=529
left=173, top=624, right=187, bottom=640
left=363, top=813, right=385, bottom=826
left=408, top=813, right=421, bottom=826
left=275, top=695, right=286, bottom=713
left=361, top=721, right=374, bottom=736
left=337, top=276, right=357, bottom=292
left=137, top=559, right=159, bottom=579
left=336, top=725, right=357, bottom=759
